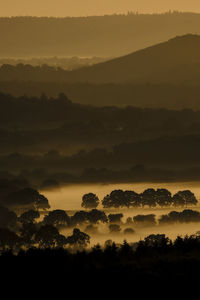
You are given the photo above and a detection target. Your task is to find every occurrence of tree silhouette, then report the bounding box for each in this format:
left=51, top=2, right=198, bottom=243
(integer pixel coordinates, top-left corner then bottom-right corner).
left=19, top=210, right=40, bottom=224
left=43, top=210, right=70, bottom=227
left=81, top=193, right=99, bottom=209
left=0, top=206, right=17, bottom=229
left=66, top=228, right=90, bottom=247
left=35, top=225, right=67, bottom=248
left=108, top=213, right=123, bottom=223
left=0, top=228, right=21, bottom=252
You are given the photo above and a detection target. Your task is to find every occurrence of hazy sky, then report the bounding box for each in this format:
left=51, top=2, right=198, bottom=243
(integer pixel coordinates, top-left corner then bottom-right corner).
left=1, top=0, right=200, bottom=17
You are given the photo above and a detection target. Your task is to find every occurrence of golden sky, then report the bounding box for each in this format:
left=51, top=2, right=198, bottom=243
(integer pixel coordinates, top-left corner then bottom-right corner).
left=1, top=0, right=200, bottom=17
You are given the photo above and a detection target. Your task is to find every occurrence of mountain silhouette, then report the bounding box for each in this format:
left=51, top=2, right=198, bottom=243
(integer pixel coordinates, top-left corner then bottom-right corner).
left=66, top=34, right=200, bottom=84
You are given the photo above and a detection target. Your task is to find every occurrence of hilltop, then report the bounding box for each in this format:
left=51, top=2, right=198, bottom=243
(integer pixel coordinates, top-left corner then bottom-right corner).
left=66, top=34, right=200, bottom=84
left=1, top=12, right=200, bottom=57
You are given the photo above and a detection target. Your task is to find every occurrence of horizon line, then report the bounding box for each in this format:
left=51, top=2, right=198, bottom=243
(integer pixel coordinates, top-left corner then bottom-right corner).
left=0, top=10, right=199, bottom=19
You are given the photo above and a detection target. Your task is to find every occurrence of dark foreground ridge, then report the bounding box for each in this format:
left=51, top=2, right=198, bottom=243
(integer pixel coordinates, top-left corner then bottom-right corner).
left=2, top=235, right=200, bottom=286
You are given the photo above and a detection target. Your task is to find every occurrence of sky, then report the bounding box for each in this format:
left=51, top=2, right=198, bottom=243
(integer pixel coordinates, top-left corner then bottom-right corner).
left=1, top=0, right=200, bottom=17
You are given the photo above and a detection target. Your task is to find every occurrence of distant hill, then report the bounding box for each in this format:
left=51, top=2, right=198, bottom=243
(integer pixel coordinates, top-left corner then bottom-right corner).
left=66, top=34, right=200, bottom=84
left=1, top=34, right=200, bottom=85
left=2, top=34, right=200, bottom=108
left=1, top=13, right=200, bottom=57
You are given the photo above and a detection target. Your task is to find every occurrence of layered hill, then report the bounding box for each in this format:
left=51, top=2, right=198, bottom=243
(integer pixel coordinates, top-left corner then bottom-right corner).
left=66, top=34, right=200, bottom=84
left=1, top=13, right=200, bottom=57
left=1, top=34, right=200, bottom=85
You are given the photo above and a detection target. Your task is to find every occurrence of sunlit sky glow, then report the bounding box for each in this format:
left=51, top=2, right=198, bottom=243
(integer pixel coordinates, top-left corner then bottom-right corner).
left=1, top=0, right=200, bottom=17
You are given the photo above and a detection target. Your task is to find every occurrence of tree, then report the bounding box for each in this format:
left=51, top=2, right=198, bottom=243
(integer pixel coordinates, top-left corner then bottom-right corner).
left=34, top=225, right=67, bottom=248
left=144, top=234, right=169, bottom=247
left=0, top=206, right=17, bottom=229
left=81, top=193, right=99, bottom=209
left=159, top=209, right=200, bottom=224
left=102, top=190, right=125, bottom=208
left=66, top=228, right=90, bottom=247
left=124, top=190, right=141, bottom=207
left=4, top=188, right=50, bottom=210
left=140, top=189, right=157, bottom=207
left=43, top=210, right=70, bottom=227
left=155, top=189, right=172, bottom=207
left=88, top=209, right=108, bottom=224
left=71, top=209, right=107, bottom=225
left=71, top=211, right=89, bottom=226
left=108, top=213, right=123, bottom=223
left=133, top=214, right=156, bottom=226
left=0, top=228, right=21, bottom=252
left=173, top=190, right=198, bottom=206
left=172, top=192, right=186, bottom=206
left=19, top=210, right=40, bottom=224
left=20, top=222, right=38, bottom=248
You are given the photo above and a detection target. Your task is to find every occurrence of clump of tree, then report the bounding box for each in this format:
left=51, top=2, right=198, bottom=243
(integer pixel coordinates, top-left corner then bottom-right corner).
left=172, top=191, right=198, bottom=206
left=34, top=225, right=67, bottom=249
left=0, top=205, right=18, bottom=229
left=66, top=228, right=90, bottom=247
left=159, top=209, right=200, bottom=224
left=43, top=210, right=70, bottom=227
left=102, top=189, right=198, bottom=208
left=18, top=210, right=40, bottom=224
left=71, top=209, right=108, bottom=226
left=133, top=214, right=156, bottom=226
left=4, top=188, right=50, bottom=210
left=81, top=193, right=99, bottom=209
left=0, top=228, right=22, bottom=252
left=108, top=213, right=123, bottom=223
left=102, top=190, right=141, bottom=208
left=139, top=234, right=170, bottom=248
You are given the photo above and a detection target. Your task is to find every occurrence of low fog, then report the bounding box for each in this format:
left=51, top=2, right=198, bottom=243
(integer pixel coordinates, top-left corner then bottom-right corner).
left=41, top=182, right=200, bottom=246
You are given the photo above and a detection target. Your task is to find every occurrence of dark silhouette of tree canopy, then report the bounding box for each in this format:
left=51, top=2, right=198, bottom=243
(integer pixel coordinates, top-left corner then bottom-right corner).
left=140, top=189, right=157, bottom=207
left=0, top=206, right=17, bottom=229
left=3, top=188, right=50, bottom=210
left=102, top=190, right=128, bottom=208
left=108, top=213, right=123, bottom=223
left=159, top=209, right=200, bottom=224
left=43, top=210, right=70, bottom=227
left=71, top=211, right=89, bottom=225
left=19, top=222, right=38, bottom=248
left=71, top=209, right=107, bottom=225
left=19, top=210, right=40, bottom=224
left=81, top=193, right=99, bottom=209
left=66, top=228, right=90, bottom=247
left=172, top=190, right=198, bottom=206
left=133, top=214, right=156, bottom=226
left=34, top=224, right=67, bottom=248
left=123, top=191, right=141, bottom=207
left=102, top=189, right=197, bottom=208
left=0, top=228, right=21, bottom=252
left=155, top=189, right=172, bottom=207
left=143, top=234, right=170, bottom=247
left=87, top=209, right=108, bottom=224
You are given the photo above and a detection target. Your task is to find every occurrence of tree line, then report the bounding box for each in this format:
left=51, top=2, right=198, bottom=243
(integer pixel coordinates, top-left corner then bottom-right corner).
left=82, top=189, right=198, bottom=209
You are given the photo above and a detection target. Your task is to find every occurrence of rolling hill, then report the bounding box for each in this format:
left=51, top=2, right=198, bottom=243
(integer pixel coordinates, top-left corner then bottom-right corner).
left=66, top=34, right=200, bottom=84
left=1, top=34, right=200, bottom=85
left=1, top=13, right=200, bottom=57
